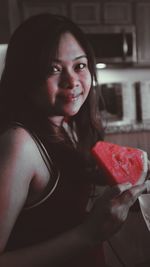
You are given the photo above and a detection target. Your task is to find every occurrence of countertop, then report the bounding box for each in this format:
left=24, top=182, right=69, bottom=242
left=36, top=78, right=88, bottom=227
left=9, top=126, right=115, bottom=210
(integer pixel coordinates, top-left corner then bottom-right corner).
left=105, top=120, right=150, bottom=134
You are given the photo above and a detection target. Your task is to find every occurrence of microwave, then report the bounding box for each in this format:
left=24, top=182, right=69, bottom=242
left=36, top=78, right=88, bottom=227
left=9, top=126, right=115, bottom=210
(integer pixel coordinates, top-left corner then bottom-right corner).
left=84, top=25, right=137, bottom=65
left=99, top=82, right=137, bottom=126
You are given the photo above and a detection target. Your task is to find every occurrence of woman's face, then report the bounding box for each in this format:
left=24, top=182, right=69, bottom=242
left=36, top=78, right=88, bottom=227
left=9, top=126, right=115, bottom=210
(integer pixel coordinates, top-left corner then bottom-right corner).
left=37, top=32, right=92, bottom=124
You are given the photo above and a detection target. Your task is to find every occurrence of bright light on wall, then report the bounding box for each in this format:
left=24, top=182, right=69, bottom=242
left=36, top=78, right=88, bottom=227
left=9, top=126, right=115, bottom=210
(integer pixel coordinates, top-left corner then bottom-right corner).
left=0, top=44, right=7, bottom=78
left=96, top=63, right=107, bottom=69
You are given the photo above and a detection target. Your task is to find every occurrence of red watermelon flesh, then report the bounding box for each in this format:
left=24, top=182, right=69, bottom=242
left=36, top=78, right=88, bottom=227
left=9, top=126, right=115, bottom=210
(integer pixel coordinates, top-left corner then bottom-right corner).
left=91, top=141, right=148, bottom=185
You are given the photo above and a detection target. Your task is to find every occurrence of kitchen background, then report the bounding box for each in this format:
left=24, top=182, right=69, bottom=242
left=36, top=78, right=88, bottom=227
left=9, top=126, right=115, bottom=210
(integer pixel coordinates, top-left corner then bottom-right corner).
left=1, top=1, right=150, bottom=266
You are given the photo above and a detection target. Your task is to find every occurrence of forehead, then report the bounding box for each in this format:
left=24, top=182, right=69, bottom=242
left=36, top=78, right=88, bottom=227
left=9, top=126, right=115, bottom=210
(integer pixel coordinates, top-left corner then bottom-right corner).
left=56, top=32, right=86, bottom=60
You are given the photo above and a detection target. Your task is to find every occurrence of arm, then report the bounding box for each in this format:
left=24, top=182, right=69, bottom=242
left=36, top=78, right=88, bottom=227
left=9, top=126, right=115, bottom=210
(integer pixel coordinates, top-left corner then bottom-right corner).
left=0, top=183, right=147, bottom=267
left=0, top=127, right=92, bottom=266
left=0, top=128, right=147, bottom=266
left=0, top=128, right=35, bottom=252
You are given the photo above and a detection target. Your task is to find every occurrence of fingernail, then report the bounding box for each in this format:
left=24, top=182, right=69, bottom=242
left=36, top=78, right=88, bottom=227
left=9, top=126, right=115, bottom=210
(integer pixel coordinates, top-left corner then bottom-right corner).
left=124, top=182, right=132, bottom=187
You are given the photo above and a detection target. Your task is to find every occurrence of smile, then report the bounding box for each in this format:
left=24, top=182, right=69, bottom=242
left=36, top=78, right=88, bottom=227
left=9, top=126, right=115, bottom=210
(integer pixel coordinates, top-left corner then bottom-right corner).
left=61, top=93, right=82, bottom=102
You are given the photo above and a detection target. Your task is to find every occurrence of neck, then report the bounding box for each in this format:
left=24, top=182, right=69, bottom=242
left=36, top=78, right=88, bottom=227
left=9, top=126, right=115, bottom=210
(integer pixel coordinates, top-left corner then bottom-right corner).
left=48, top=116, right=64, bottom=127
left=48, top=116, right=69, bottom=127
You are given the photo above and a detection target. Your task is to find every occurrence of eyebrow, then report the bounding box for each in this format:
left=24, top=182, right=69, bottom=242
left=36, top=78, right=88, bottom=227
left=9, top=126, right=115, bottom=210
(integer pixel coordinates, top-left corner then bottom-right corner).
left=52, top=55, right=87, bottom=63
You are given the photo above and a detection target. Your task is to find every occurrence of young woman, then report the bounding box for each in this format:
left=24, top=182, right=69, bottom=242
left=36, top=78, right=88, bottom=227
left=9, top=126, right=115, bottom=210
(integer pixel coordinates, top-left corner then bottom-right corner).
left=0, top=13, right=148, bottom=266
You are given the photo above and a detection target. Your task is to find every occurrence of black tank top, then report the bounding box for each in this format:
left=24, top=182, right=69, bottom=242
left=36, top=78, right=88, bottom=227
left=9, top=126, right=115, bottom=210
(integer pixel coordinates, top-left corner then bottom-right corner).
left=5, top=123, right=106, bottom=266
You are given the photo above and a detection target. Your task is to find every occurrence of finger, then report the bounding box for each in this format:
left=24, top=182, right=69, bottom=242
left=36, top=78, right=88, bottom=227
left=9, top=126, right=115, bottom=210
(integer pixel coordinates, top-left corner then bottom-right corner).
left=119, top=183, right=147, bottom=208
left=102, top=182, right=133, bottom=200
left=145, top=180, right=150, bottom=193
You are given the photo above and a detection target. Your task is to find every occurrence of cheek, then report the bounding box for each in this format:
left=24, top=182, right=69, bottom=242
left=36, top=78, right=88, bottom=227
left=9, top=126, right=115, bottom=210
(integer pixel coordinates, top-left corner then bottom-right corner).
left=82, top=71, right=92, bottom=93
left=46, top=78, right=56, bottom=90
left=46, top=79, right=58, bottom=100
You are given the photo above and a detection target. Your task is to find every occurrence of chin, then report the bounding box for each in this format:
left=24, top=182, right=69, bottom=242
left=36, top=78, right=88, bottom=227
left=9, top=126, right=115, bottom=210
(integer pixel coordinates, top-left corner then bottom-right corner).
left=63, top=101, right=84, bottom=117
left=63, top=108, right=80, bottom=117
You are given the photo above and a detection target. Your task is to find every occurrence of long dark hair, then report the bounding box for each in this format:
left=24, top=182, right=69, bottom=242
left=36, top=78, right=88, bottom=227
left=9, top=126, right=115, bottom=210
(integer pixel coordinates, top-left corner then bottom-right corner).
left=0, top=13, right=104, bottom=160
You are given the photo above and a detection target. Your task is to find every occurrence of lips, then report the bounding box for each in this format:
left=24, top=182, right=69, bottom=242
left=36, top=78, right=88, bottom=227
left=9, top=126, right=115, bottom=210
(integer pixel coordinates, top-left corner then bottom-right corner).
left=66, top=93, right=81, bottom=101
left=60, top=92, right=82, bottom=102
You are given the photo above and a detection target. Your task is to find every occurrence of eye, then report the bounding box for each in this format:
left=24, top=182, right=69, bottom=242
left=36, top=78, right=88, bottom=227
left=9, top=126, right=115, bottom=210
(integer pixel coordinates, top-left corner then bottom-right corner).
left=48, top=65, right=61, bottom=75
left=75, top=63, right=87, bottom=71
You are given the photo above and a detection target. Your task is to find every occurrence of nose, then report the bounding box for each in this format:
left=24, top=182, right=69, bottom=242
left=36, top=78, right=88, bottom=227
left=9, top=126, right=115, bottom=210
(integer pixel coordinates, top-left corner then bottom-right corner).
left=59, top=70, right=79, bottom=89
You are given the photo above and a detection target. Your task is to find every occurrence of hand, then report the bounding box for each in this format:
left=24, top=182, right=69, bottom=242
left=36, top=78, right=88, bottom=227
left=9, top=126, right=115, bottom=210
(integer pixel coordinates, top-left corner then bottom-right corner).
left=83, top=182, right=147, bottom=246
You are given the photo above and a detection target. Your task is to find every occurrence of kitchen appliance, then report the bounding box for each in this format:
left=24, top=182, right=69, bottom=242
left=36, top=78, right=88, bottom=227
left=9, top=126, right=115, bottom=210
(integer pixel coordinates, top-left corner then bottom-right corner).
left=99, top=82, right=136, bottom=125
left=85, top=25, right=136, bottom=65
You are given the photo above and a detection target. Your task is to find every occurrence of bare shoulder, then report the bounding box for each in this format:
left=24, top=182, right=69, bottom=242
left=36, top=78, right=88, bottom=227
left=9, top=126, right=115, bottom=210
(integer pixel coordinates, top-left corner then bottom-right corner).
left=0, top=127, right=48, bottom=182
left=0, top=127, right=42, bottom=252
left=0, top=126, right=36, bottom=151
left=0, top=126, right=50, bottom=191
left=0, top=126, right=44, bottom=162
left=0, top=127, right=38, bottom=178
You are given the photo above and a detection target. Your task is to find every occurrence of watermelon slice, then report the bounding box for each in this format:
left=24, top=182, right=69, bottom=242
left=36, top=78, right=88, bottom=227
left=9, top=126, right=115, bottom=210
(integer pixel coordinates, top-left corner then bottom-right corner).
left=91, top=141, right=148, bottom=185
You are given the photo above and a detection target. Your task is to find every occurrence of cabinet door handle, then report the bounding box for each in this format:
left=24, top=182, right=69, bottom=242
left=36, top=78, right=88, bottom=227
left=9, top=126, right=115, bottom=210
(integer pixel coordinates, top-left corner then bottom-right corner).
left=122, top=30, right=128, bottom=61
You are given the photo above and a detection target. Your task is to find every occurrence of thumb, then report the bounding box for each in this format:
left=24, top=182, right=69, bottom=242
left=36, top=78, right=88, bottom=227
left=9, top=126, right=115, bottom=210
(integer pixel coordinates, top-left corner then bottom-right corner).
left=119, top=183, right=147, bottom=208
left=102, top=182, right=133, bottom=200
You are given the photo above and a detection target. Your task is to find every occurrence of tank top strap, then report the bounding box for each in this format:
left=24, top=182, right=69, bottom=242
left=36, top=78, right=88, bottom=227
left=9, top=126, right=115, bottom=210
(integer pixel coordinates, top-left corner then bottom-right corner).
left=11, top=122, right=60, bottom=209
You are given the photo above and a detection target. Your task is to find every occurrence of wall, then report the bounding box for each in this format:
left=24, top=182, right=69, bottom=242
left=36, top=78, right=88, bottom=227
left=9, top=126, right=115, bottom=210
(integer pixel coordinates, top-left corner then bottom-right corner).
left=97, top=68, right=150, bottom=84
